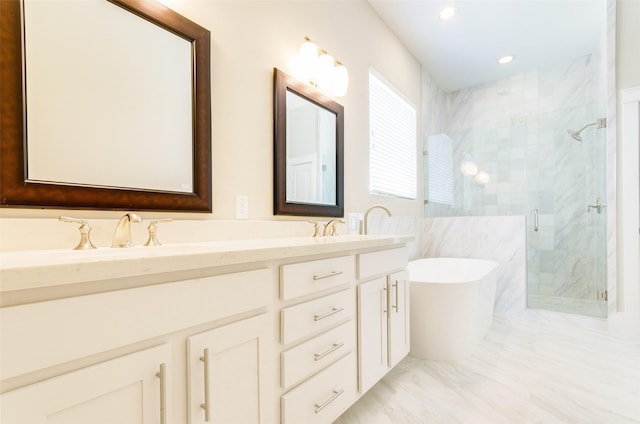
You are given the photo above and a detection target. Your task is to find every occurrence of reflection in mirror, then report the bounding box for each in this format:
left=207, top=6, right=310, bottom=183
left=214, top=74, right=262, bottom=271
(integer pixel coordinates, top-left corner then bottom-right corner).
left=24, top=0, right=193, bottom=193
left=286, top=91, right=336, bottom=205
left=274, top=68, right=344, bottom=217
left=0, top=0, right=212, bottom=212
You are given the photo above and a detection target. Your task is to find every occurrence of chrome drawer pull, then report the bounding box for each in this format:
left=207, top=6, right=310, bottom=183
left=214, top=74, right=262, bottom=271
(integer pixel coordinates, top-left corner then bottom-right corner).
left=314, top=389, right=344, bottom=414
left=200, top=348, right=211, bottom=422
left=314, top=307, right=344, bottom=321
left=155, top=363, right=167, bottom=424
left=392, top=281, right=399, bottom=313
left=313, top=271, right=343, bottom=281
left=314, top=343, right=344, bottom=361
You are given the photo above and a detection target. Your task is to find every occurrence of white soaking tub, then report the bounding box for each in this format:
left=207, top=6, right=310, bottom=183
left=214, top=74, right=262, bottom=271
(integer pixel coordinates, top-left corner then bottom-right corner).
left=408, top=257, right=499, bottom=361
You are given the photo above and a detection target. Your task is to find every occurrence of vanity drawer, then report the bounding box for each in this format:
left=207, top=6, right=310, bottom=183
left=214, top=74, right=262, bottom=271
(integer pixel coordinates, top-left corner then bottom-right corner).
left=281, top=352, right=356, bottom=424
left=280, top=255, right=355, bottom=300
left=357, top=247, right=408, bottom=280
left=281, top=289, right=354, bottom=345
left=281, top=320, right=354, bottom=390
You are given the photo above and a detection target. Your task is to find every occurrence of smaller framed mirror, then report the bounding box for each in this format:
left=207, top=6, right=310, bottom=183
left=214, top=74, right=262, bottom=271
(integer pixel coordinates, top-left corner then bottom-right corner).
left=273, top=68, right=344, bottom=217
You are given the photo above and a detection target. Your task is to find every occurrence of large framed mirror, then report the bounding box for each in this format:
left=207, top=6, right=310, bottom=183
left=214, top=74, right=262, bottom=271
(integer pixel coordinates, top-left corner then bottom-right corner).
left=0, top=0, right=212, bottom=212
left=273, top=68, right=344, bottom=217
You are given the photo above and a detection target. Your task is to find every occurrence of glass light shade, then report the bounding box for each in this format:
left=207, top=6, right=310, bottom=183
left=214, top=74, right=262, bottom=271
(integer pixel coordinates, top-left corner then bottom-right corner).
left=498, top=55, right=515, bottom=64
left=332, top=64, right=349, bottom=96
left=297, top=40, right=318, bottom=83
left=316, top=53, right=335, bottom=92
left=439, top=6, right=457, bottom=20
left=475, top=171, right=490, bottom=184
left=460, top=161, right=478, bottom=176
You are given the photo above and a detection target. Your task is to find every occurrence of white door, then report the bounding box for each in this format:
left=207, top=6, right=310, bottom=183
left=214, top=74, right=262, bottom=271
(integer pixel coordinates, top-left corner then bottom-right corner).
left=187, top=313, right=271, bottom=424
left=388, top=270, right=410, bottom=368
left=0, top=344, right=171, bottom=424
left=357, top=277, right=388, bottom=393
left=287, top=154, right=317, bottom=203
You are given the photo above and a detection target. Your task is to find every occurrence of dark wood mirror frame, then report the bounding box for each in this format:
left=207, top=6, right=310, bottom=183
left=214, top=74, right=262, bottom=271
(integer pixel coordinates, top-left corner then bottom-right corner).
left=0, top=0, right=212, bottom=212
left=273, top=68, right=344, bottom=217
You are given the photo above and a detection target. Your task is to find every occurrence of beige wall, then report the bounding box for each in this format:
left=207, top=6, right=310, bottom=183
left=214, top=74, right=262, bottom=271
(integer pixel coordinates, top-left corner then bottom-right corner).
left=0, top=0, right=422, bottom=226
left=617, top=0, right=640, bottom=91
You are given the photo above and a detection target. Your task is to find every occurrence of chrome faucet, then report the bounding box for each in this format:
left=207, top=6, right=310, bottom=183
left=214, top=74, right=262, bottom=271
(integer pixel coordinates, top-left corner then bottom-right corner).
left=112, top=213, right=142, bottom=248
left=363, top=205, right=391, bottom=235
left=323, top=218, right=345, bottom=236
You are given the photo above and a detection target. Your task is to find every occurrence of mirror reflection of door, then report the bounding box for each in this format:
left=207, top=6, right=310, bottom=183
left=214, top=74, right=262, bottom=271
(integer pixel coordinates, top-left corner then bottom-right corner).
left=286, top=91, right=336, bottom=206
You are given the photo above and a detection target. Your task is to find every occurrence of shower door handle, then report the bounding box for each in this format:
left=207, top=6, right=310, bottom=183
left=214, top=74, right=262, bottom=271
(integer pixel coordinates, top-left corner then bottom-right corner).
left=587, top=198, right=606, bottom=214
left=534, top=209, right=539, bottom=232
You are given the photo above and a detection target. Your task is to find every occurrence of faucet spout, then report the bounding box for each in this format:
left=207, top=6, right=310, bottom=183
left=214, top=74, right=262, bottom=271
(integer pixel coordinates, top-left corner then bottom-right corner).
left=363, top=205, right=391, bottom=235
left=323, top=218, right=345, bottom=237
left=112, top=213, right=142, bottom=248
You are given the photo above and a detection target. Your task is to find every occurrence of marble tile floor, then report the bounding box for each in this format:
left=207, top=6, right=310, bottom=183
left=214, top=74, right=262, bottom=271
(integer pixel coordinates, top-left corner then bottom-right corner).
left=335, top=315, right=640, bottom=424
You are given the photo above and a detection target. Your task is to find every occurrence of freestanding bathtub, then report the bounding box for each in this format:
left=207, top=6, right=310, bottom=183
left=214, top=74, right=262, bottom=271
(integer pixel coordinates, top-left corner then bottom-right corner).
left=408, top=257, right=499, bottom=361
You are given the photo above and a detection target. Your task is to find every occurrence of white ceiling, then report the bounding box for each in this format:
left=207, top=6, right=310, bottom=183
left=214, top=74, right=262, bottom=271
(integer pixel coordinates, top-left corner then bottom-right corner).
left=368, top=0, right=606, bottom=92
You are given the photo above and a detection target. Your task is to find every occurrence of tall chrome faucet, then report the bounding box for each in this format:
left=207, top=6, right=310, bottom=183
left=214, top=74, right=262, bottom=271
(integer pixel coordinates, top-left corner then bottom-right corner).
left=112, top=213, right=142, bottom=248
left=363, top=205, right=391, bottom=235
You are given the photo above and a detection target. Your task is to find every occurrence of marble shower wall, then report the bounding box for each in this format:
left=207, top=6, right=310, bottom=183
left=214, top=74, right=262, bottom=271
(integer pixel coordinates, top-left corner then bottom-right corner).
left=422, top=216, right=526, bottom=316
left=424, top=53, right=604, bottom=218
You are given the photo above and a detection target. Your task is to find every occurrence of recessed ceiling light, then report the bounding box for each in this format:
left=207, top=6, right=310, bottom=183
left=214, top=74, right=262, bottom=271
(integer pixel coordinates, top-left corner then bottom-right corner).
left=439, top=7, right=457, bottom=20
left=497, top=55, right=515, bottom=64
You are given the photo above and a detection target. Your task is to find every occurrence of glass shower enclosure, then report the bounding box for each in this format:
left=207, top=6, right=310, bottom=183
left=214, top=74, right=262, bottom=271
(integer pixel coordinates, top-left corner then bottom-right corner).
left=525, top=103, right=608, bottom=317
left=423, top=54, right=609, bottom=318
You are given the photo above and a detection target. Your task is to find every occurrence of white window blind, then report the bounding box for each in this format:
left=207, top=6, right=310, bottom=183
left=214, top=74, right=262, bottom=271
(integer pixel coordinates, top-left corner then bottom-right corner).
left=426, top=133, right=453, bottom=205
left=369, top=69, right=417, bottom=199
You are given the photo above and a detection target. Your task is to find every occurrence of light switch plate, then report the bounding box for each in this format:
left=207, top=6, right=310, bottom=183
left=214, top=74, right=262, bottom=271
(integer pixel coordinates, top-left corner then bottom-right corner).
left=348, top=212, right=364, bottom=235
left=236, top=195, right=249, bottom=219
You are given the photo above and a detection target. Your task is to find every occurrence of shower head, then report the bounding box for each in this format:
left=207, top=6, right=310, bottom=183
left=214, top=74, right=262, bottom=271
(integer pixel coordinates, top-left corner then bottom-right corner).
left=567, top=129, right=583, bottom=142
left=566, top=118, right=606, bottom=142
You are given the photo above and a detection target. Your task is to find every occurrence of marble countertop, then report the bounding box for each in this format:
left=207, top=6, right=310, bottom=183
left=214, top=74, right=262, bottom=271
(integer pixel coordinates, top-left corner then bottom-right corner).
left=0, top=235, right=413, bottom=295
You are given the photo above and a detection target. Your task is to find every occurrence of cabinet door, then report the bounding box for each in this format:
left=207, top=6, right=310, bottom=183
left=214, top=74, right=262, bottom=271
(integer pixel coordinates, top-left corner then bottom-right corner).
left=357, top=277, right=388, bottom=393
left=1, top=344, right=171, bottom=424
left=187, top=313, right=271, bottom=424
left=388, top=270, right=410, bottom=368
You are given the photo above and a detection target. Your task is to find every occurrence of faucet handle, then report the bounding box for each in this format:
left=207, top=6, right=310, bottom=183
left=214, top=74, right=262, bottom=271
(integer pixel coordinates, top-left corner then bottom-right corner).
left=144, top=219, right=173, bottom=246
left=59, top=216, right=97, bottom=250
left=308, top=220, right=322, bottom=237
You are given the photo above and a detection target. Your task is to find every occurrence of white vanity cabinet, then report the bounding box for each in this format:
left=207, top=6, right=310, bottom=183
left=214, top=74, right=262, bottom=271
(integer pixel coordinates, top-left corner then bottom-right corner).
left=357, top=248, right=410, bottom=393
left=0, top=235, right=414, bottom=424
left=1, top=344, right=171, bottom=424
left=187, top=313, right=271, bottom=424
left=0, top=268, right=273, bottom=424
left=357, top=277, right=389, bottom=392
left=278, top=255, right=358, bottom=424
left=387, top=269, right=410, bottom=368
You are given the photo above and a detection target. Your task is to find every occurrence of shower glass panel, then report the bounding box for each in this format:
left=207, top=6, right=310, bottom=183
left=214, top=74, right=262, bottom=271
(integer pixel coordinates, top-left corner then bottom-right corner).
left=525, top=102, right=607, bottom=317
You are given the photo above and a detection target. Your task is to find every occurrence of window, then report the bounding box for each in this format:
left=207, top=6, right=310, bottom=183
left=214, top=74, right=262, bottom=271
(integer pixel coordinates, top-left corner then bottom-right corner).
left=425, top=133, right=453, bottom=205
left=368, top=69, right=417, bottom=199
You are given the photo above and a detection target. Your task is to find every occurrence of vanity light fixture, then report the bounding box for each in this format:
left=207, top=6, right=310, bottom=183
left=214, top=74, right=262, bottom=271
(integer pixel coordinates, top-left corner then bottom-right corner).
left=296, top=36, right=349, bottom=97
left=498, top=55, right=515, bottom=64
left=460, top=161, right=478, bottom=176
left=439, top=6, right=457, bottom=20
